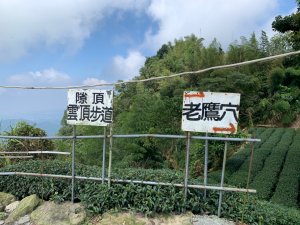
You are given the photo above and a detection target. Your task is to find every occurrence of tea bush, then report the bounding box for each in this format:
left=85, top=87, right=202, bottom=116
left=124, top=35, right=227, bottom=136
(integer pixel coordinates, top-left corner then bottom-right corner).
left=250, top=128, right=295, bottom=199
left=214, top=128, right=299, bottom=208
left=207, top=128, right=271, bottom=184
left=0, top=159, right=299, bottom=224
left=271, top=129, right=300, bottom=208
left=229, top=128, right=284, bottom=187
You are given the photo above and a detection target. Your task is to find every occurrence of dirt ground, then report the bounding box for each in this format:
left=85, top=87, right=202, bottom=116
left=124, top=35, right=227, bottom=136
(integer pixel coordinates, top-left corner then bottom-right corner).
left=88, top=211, right=236, bottom=225
left=291, top=115, right=300, bottom=128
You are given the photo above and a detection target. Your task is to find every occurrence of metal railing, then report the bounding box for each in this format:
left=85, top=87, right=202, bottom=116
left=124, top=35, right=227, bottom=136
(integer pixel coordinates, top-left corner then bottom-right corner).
left=0, top=129, right=260, bottom=217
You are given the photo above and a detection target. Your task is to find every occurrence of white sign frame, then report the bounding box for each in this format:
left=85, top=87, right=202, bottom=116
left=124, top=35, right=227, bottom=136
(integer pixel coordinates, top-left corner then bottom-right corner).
left=181, top=91, right=240, bottom=134
left=67, top=89, right=113, bottom=126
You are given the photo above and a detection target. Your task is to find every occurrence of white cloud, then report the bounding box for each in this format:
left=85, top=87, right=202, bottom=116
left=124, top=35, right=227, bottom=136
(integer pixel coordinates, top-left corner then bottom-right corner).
left=111, top=50, right=146, bottom=80
left=83, top=77, right=107, bottom=86
left=7, top=68, right=71, bottom=85
left=144, top=0, right=278, bottom=49
left=0, top=0, right=149, bottom=62
left=2, top=68, right=72, bottom=121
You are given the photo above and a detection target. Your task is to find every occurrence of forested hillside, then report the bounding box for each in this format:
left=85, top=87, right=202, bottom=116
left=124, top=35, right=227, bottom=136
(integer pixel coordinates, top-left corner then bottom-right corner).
left=43, top=1, right=299, bottom=185
left=1, top=2, right=300, bottom=224
left=57, top=29, right=300, bottom=174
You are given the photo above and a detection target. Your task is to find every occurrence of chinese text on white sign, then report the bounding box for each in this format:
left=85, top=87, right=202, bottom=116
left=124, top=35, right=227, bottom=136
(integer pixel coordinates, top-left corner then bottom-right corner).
left=67, top=89, right=113, bottom=126
left=181, top=91, right=240, bottom=134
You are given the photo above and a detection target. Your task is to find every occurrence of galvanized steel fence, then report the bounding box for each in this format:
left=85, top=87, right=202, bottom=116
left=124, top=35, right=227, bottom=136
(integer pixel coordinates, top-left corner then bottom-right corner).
left=0, top=126, right=260, bottom=216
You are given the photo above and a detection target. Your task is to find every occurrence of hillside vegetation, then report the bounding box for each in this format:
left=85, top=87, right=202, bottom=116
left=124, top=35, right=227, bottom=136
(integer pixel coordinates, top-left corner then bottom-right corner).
left=1, top=2, right=300, bottom=224
left=210, top=128, right=300, bottom=209
left=55, top=31, right=300, bottom=176
left=1, top=160, right=300, bottom=225
left=52, top=2, right=300, bottom=172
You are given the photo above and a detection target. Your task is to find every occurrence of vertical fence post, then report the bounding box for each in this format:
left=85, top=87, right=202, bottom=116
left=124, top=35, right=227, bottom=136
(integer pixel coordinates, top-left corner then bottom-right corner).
left=218, top=141, right=228, bottom=217
left=184, top=131, right=191, bottom=202
left=204, top=90, right=210, bottom=200
left=204, top=132, right=208, bottom=199
left=108, top=125, right=113, bottom=187
left=71, top=125, right=76, bottom=203
left=241, top=141, right=255, bottom=222
left=102, top=127, right=107, bottom=184
left=246, top=142, right=254, bottom=189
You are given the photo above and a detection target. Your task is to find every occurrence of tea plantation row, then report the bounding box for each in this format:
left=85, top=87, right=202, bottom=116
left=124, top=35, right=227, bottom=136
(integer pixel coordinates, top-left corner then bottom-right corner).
left=271, top=128, right=300, bottom=208
left=223, top=128, right=300, bottom=208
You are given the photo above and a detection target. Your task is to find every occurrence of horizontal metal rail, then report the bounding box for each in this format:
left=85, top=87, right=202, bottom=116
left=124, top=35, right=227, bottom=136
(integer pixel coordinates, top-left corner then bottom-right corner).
left=0, top=172, right=256, bottom=194
left=12, top=172, right=72, bottom=179
left=0, top=151, right=70, bottom=155
left=0, top=135, right=105, bottom=140
left=113, top=134, right=261, bottom=142
left=0, top=156, right=33, bottom=159
left=0, top=134, right=261, bottom=142
left=0, top=172, right=16, bottom=175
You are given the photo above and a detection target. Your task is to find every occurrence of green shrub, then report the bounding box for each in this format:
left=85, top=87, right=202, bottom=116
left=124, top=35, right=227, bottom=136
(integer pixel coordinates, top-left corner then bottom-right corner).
left=281, top=112, right=297, bottom=126
left=284, top=67, right=300, bottom=87
left=229, top=128, right=283, bottom=187
left=0, top=212, right=6, bottom=220
left=208, top=128, right=275, bottom=185
left=271, top=129, right=300, bottom=208
left=0, top=159, right=299, bottom=224
left=4, top=121, right=54, bottom=153
left=270, top=67, right=285, bottom=92
left=273, top=100, right=290, bottom=113
left=224, top=128, right=300, bottom=208
left=250, top=129, right=295, bottom=200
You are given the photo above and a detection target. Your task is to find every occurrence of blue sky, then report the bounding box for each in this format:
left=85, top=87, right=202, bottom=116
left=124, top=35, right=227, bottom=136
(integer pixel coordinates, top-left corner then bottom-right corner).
left=0, top=0, right=297, bottom=127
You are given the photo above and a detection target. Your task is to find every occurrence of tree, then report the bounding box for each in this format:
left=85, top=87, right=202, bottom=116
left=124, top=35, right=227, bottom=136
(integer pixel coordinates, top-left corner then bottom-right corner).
left=226, top=40, right=246, bottom=64
left=56, top=33, right=299, bottom=173
left=162, top=35, right=204, bottom=71
left=270, top=67, right=285, bottom=93
left=259, top=30, right=270, bottom=56
left=202, top=38, right=224, bottom=67
left=269, top=33, right=293, bottom=55
left=56, top=111, right=105, bottom=166
left=245, top=33, right=260, bottom=60
left=114, top=85, right=165, bottom=168
left=5, top=121, right=54, bottom=152
left=156, top=43, right=171, bottom=59
left=272, top=0, right=300, bottom=49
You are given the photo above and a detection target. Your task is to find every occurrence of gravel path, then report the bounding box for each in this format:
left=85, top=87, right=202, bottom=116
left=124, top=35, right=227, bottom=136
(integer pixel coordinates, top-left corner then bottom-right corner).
left=191, top=215, right=236, bottom=225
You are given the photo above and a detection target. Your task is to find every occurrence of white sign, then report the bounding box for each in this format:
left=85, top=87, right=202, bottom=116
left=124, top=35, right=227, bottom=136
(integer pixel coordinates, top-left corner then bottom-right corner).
left=67, top=89, right=113, bottom=126
left=181, top=91, right=240, bottom=134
